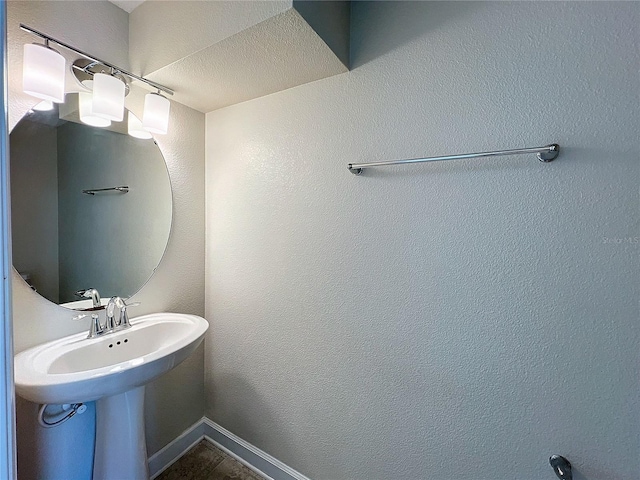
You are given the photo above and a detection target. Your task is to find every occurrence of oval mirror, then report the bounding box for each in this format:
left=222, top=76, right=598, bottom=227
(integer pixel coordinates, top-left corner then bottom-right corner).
left=10, top=95, right=172, bottom=309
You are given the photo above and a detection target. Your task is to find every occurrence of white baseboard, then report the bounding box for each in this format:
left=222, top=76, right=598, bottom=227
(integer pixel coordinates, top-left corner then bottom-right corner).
left=147, top=417, right=311, bottom=480
left=203, top=418, right=311, bottom=480
left=148, top=419, right=204, bottom=479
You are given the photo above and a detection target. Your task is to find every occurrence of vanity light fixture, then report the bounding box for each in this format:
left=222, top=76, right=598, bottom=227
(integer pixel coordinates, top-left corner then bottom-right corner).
left=32, top=100, right=54, bottom=112
left=79, top=81, right=111, bottom=128
left=22, top=42, right=66, bottom=103
left=92, top=72, right=125, bottom=122
left=127, top=112, right=152, bottom=139
left=20, top=24, right=174, bottom=136
left=142, top=92, right=170, bottom=135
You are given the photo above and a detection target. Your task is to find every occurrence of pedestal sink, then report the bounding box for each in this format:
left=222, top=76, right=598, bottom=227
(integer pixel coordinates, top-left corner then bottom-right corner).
left=14, top=312, right=209, bottom=480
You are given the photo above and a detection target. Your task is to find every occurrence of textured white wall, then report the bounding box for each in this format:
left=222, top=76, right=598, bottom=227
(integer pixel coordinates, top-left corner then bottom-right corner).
left=205, top=2, right=639, bottom=479
left=7, top=0, right=205, bottom=460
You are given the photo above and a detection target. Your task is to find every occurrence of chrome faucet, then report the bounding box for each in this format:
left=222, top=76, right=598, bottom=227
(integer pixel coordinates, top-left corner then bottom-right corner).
left=76, top=296, right=137, bottom=338
left=105, top=297, right=118, bottom=331
left=105, top=296, right=135, bottom=332
left=75, top=288, right=101, bottom=308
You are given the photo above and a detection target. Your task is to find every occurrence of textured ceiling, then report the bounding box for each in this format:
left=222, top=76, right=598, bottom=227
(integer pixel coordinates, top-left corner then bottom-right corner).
left=145, top=9, right=348, bottom=113
left=109, top=0, right=145, bottom=14
left=129, top=1, right=291, bottom=75
left=128, top=1, right=349, bottom=113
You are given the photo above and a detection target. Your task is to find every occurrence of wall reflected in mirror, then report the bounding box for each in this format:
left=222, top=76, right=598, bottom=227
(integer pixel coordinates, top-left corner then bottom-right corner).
left=10, top=95, right=172, bottom=309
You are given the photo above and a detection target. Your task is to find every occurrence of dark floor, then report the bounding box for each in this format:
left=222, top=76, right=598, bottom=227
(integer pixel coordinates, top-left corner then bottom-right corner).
left=156, top=440, right=267, bottom=480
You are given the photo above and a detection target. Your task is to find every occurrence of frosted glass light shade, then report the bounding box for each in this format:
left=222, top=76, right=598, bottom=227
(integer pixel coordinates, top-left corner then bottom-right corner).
left=79, top=90, right=111, bottom=128
left=127, top=112, right=152, bottom=139
left=23, top=44, right=66, bottom=103
left=92, top=73, right=125, bottom=122
left=142, top=93, right=170, bottom=135
left=32, top=100, right=54, bottom=111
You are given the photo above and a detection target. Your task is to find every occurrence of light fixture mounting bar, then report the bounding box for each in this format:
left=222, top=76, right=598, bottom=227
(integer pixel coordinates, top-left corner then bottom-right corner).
left=20, top=23, right=174, bottom=96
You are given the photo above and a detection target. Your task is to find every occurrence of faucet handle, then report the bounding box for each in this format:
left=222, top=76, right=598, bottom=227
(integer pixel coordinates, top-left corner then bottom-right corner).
left=89, top=314, right=104, bottom=338
left=74, top=313, right=104, bottom=338
left=117, top=299, right=140, bottom=330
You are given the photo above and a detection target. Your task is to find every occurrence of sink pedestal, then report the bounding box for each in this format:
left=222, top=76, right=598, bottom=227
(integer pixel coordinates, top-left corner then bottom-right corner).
left=93, top=386, right=149, bottom=480
left=14, top=313, right=209, bottom=479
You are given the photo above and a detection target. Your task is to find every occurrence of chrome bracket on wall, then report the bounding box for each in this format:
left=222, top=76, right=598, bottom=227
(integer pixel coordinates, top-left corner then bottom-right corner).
left=549, top=455, right=572, bottom=480
left=72, top=59, right=131, bottom=96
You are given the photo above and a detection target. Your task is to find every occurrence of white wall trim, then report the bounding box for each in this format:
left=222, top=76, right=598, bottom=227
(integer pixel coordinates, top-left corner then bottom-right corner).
left=203, top=418, right=311, bottom=480
left=148, top=419, right=204, bottom=479
left=148, top=417, right=311, bottom=480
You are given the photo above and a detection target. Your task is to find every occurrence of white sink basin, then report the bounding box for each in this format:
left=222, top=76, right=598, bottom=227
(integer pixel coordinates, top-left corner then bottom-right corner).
left=15, top=312, right=208, bottom=479
left=15, top=312, right=208, bottom=405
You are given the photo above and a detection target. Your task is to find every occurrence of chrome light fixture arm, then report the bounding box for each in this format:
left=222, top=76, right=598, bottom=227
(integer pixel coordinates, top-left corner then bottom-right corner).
left=20, top=23, right=174, bottom=96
